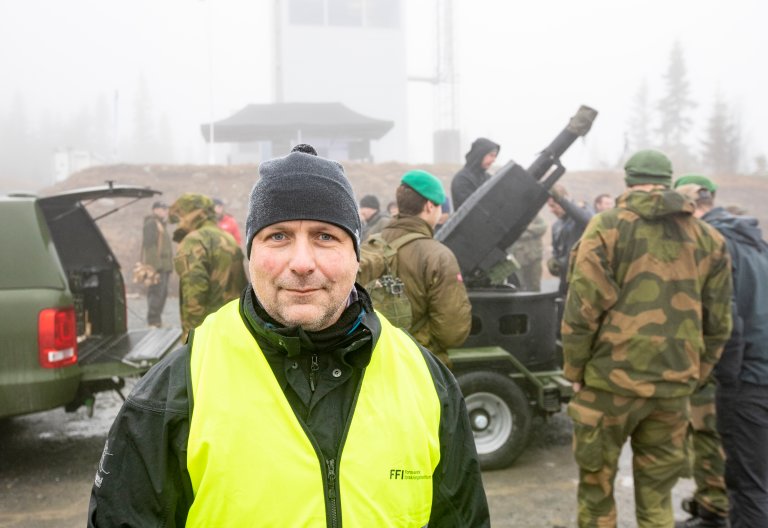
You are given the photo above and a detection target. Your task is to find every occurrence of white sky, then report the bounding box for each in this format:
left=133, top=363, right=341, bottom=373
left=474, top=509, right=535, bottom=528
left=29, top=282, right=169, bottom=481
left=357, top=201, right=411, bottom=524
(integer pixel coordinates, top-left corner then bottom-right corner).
left=1, top=0, right=765, bottom=172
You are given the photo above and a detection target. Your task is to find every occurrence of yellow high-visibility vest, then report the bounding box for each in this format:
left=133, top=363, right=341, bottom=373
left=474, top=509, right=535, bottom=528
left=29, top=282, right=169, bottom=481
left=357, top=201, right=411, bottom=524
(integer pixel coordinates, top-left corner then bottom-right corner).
left=186, top=300, right=442, bottom=527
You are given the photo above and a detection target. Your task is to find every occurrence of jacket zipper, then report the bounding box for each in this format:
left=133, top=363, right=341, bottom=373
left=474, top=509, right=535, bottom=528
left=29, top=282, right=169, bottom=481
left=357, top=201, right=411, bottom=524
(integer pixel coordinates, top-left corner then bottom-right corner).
left=310, top=354, right=319, bottom=392
left=327, top=458, right=338, bottom=528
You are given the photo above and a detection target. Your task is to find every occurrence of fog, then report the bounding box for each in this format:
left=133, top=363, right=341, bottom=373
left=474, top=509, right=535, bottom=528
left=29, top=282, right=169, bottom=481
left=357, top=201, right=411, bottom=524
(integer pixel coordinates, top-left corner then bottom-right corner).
left=1, top=0, right=766, bottom=191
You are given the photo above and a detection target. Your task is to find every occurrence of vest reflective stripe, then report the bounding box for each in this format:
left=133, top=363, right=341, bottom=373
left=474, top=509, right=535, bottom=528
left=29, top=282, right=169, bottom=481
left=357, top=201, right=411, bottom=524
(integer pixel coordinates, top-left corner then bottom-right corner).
left=186, top=300, right=442, bottom=527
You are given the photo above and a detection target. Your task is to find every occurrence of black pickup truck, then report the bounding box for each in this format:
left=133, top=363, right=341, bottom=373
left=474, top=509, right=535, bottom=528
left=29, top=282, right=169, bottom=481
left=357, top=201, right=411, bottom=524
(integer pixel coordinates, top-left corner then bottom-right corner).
left=0, top=184, right=180, bottom=420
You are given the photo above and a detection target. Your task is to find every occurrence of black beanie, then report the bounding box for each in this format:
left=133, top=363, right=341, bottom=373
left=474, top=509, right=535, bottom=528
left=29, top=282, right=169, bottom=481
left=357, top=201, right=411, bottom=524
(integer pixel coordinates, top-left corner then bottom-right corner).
left=245, top=144, right=362, bottom=260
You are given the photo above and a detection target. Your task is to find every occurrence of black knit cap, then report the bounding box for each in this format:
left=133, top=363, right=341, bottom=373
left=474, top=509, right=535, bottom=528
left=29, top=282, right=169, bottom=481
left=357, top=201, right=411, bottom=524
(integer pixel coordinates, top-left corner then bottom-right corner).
left=245, top=144, right=362, bottom=260
left=359, top=194, right=379, bottom=210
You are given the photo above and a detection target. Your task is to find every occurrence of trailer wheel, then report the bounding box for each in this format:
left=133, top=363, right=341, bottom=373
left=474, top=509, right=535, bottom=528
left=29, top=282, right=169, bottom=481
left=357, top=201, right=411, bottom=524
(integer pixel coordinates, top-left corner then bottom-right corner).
left=457, top=371, right=532, bottom=470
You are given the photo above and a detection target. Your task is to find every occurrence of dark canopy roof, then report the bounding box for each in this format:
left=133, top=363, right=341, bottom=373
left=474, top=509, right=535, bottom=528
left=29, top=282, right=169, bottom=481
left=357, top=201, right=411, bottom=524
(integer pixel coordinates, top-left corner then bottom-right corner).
left=201, top=102, right=394, bottom=143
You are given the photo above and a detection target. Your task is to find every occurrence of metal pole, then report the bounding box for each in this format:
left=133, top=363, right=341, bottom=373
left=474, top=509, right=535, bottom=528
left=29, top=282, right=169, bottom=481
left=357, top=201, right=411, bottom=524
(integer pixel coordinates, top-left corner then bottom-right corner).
left=206, top=0, right=216, bottom=164
left=112, top=90, right=120, bottom=162
left=273, top=0, right=283, bottom=103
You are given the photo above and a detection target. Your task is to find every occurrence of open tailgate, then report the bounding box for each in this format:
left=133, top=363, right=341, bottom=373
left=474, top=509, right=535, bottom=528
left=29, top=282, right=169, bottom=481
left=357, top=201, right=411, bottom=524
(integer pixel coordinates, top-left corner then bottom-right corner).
left=77, top=327, right=182, bottom=381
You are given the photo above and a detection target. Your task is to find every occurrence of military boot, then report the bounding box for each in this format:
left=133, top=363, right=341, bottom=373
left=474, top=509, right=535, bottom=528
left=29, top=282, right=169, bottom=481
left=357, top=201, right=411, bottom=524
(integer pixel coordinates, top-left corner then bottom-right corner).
left=675, top=505, right=729, bottom=528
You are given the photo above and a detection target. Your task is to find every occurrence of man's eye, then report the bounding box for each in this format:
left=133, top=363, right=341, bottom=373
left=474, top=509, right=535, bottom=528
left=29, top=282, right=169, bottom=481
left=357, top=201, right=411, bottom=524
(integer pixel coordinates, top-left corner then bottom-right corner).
left=270, top=233, right=286, bottom=241
left=318, top=233, right=334, bottom=241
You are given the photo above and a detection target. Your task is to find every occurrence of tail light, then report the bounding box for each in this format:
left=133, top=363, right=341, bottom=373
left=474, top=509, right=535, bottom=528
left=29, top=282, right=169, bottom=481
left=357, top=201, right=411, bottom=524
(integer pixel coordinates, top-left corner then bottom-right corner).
left=38, top=307, right=78, bottom=368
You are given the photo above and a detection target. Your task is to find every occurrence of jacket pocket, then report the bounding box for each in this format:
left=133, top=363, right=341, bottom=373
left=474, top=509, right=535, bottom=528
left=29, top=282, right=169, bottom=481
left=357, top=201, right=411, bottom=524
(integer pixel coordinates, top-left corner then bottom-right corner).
left=567, top=399, right=605, bottom=473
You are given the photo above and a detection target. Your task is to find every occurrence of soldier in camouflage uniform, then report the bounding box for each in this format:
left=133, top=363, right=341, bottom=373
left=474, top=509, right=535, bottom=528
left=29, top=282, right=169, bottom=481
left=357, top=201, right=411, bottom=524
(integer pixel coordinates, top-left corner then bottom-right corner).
left=562, top=150, right=733, bottom=528
left=508, top=214, right=547, bottom=291
left=169, top=193, right=248, bottom=340
left=672, top=176, right=729, bottom=528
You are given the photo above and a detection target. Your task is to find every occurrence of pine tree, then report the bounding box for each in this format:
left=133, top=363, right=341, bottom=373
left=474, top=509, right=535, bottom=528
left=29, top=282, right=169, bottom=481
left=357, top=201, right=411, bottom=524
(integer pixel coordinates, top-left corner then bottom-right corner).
left=131, top=73, right=158, bottom=163
left=628, top=79, right=653, bottom=152
left=656, top=41, right=697, bottom=168
left=0, top=94, right=36, bottom=187
left=701, top=95, right=741, bottom=175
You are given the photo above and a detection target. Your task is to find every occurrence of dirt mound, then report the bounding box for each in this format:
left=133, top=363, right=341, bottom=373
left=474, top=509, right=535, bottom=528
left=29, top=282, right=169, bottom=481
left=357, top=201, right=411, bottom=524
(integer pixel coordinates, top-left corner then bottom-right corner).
left=42, top=163, right=768, bottom=294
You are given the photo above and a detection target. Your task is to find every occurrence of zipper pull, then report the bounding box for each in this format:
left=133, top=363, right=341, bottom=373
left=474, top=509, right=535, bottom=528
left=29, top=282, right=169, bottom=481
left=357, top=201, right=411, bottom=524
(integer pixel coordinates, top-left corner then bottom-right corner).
left=310, top=354, right=319, bottom=392
left=327, top=458, right=336, bottom=499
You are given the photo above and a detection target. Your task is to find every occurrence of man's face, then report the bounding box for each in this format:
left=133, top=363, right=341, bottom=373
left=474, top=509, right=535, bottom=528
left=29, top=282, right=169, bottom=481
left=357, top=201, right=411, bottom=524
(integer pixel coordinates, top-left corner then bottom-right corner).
left=154, top=207, right=168, bottom=220
left=547, top=197, right=566, bottom=219
left=359, top=206, right=376, bottom=222
left=595, top=196, right=615, bottom=212
left=481, top=150, right=498, bottom=170
left=249, top=220, right=358, bottom=331
left=424, top=201, right=443, bottom=228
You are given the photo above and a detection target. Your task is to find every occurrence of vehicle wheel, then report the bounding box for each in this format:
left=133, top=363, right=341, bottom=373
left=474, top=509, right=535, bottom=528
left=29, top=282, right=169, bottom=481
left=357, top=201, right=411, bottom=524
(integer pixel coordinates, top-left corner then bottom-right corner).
left=457, top=371, right=533, bottom=470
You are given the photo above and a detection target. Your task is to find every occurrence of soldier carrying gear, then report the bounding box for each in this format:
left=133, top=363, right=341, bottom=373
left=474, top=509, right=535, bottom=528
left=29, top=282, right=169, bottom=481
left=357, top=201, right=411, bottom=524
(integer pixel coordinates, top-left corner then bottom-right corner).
left=375, top=170, right=472, bottom=368
left=562, top=149, right=733, bottom=527
left=168, top=193, right=248, bottom=341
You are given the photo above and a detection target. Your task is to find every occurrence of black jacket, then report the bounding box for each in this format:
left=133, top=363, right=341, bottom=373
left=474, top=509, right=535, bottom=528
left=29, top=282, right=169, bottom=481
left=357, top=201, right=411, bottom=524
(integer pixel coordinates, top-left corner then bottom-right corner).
left=451, top=137, right=500, bottom=209
left=551, top=197, right=593, bottom=296
left=704, top=207, right=768, bottom=386
left=88, top=285, right=489, bottom=527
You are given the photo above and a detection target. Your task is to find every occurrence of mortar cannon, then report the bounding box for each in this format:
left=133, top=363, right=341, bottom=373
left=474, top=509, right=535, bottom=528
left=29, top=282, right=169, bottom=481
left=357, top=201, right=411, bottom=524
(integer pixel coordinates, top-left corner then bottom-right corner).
left=436, top=105, right=598, bottom=286
left=443, top=105, right=598, bottom=469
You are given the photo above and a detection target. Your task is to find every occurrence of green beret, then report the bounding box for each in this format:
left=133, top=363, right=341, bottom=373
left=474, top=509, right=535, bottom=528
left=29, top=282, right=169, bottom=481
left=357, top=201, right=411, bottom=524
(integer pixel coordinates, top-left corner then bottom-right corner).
left=673, top=174, right=718, bottom=192
left=624, top=149, right=673, bottom=187
left=401, top=170, right=446, bottom=205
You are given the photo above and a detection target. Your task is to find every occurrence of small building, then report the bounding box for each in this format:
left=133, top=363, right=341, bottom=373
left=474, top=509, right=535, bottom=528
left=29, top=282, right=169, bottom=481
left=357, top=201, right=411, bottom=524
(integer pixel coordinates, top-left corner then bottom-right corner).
left=53, top=149, right=102, bottom=182
left=200, top=102, right=394, bottom=163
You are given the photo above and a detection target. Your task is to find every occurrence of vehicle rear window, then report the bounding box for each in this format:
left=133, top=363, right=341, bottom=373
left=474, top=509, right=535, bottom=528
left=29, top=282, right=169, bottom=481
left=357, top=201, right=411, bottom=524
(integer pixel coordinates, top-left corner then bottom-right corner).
left=0, top=200, right=67, bottom=290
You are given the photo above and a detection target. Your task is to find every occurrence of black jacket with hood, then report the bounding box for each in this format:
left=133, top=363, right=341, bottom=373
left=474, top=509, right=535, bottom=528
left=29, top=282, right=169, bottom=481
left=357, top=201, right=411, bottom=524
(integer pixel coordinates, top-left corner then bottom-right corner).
left=451, top=137, right=500, bottom=209
left=704, top=207, right=768, bottom=387
left=87, top=284, right=490, bottom=527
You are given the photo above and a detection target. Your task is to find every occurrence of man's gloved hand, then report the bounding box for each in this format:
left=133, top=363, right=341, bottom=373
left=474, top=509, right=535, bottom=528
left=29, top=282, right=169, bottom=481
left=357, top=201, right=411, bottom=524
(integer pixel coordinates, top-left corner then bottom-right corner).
left=549, top=185, right=567, bottom=201
left=488, top=256, right=520, bottom=285
left=547, top=257, right=562, bottom=277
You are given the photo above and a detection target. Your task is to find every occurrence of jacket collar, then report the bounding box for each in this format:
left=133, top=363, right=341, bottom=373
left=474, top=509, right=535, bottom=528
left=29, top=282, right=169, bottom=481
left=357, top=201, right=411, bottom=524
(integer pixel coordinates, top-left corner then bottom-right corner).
left=239, top=284, right=380, bottom=368
left=384, top=214, right=434, bottom=237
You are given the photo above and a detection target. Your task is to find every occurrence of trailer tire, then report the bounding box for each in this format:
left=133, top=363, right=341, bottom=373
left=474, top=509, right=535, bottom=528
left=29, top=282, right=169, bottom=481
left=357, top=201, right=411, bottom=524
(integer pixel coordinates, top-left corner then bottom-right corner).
left=457, top=371, right=532, bottom=470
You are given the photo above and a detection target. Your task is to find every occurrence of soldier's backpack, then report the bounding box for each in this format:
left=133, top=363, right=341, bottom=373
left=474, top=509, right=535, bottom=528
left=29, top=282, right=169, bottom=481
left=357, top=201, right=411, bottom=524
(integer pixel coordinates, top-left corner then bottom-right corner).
left=358, top=232, right=428, bottom=329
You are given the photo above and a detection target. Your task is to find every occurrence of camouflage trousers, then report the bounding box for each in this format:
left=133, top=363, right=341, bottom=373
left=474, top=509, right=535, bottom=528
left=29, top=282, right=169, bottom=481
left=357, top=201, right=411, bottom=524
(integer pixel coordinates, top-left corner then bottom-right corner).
left=685, top=378, right=729, bottom=516
left=567, top=387, right=689, bottom=528
left=515, top=260, right=543, bottom=292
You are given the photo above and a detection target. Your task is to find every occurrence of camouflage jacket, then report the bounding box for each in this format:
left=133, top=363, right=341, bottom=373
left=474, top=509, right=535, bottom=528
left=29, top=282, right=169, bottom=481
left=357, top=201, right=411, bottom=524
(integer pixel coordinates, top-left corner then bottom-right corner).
left=174, top=220, right=248, bottom=339
left=379, top=215, right=472, bottom=358
left=562, top=188, right=733, bottom=398
left=509, top=214, right=547, bottom=266
left=142, top=215, right=173, bottom=272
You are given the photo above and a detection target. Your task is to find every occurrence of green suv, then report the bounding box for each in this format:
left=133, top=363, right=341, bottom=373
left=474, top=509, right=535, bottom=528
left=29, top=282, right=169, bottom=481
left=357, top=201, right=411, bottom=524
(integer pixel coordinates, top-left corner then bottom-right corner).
left=0, top=184, right=181, bottom=419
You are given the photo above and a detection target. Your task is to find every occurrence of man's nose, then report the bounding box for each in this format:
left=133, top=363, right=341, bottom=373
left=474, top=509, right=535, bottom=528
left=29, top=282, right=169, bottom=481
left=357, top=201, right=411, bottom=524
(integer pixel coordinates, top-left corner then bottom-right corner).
left=289, top=237, right=316, bottom=274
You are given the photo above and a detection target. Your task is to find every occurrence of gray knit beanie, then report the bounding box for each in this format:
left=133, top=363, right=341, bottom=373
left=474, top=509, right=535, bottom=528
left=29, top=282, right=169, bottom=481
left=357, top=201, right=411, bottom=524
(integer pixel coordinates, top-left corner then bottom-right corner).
left=245, top=144, right=362, bottom=260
